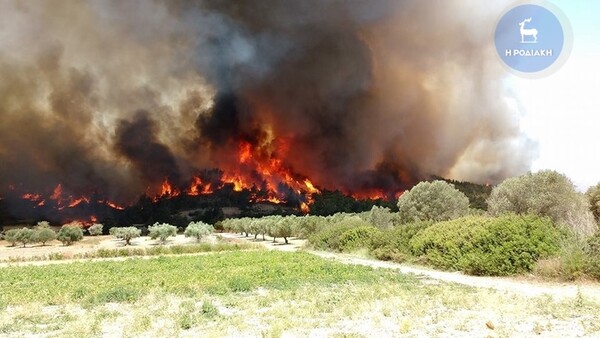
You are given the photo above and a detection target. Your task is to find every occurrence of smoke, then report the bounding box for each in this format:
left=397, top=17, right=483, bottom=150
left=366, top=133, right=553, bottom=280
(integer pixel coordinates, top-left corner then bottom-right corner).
left=0, top=0, right=534, bottom=207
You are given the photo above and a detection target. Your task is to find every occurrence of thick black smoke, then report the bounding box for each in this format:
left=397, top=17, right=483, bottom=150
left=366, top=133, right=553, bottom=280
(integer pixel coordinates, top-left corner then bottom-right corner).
left=0, top=0, right=534, bottom=210
left=115, top=111, right=182, bottom=188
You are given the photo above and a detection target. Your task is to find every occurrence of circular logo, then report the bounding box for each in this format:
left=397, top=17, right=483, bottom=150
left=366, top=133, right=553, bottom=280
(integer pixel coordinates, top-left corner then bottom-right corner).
left=494, top=1, right=572, bottom=77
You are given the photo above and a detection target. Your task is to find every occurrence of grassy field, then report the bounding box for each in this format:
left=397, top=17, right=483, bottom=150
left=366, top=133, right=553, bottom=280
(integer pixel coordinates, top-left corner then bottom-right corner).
left=0, top=250, right=599, bottom=337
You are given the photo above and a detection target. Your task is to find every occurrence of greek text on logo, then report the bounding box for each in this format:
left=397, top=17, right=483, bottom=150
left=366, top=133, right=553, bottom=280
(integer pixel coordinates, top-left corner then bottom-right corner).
left=494, top=2, right=569, bottom=76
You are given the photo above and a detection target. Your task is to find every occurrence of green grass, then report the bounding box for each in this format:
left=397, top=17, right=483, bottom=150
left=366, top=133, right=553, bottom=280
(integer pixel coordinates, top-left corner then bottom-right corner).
left=0, top=251, right=598, bottom=337
left=2, top=241, right=260, bottom=263
left=0, top=251, right=413, bottom=306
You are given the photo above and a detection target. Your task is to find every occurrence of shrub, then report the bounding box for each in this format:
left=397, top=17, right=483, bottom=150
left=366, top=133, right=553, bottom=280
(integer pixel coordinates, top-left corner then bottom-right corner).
left=88, top=223, right=104, bottom=236
left=35, top=227, right=57, bottom=246
left=110, top=227, right=141, bottom=245
left=397, top=180, right=470, bottom=224
left=57, top=225, right=84, bottom=246
left=16, top=228, right=36, bottom=247
left=337, top=226, right=380, bottom=252
left=2, top=229, right=20, bottom=247
left=369, top=221, right=432, bottom=261
left=366, top=206, right=397, bottom=229
left=488, top=170, right=597, bottom=237
left=308, top=216, right=371, bottom=251
left=148, top=222, right=178, bottom=244
left=184, top=221, right=214, bottom=242
left=295, top=216, right=324, bottom=238
left=588, top=232, right=600, bottom=256
left=587, top=183, right=600, bottom=223
left=410, top=215, right=560, bottom=276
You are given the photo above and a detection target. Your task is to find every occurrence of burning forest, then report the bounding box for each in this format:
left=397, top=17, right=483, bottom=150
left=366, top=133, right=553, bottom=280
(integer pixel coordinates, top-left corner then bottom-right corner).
left=0, top=0, right=534, bottom=225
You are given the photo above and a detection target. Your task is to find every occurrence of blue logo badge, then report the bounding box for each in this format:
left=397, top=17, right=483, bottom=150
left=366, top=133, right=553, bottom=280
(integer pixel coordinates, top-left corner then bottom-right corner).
left=495, top=2, right=571, bottom=77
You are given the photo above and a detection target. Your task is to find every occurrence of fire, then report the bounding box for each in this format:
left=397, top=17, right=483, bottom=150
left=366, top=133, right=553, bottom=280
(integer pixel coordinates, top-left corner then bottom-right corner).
left=300, top=202, right=310, bottom=213
left=186, top=176, right=213, bottom=196
left=103, top=200, right=125, bottom=210
left=22, top=193, right=42, bottom=201
left=223, top=174, right=248, bottom=192
left=68, top=196, right=90, bottom=208
left=352, top=189, right=387, bottom=200
left=156, top=177, right=180, bottom=200
left=50, top=184, right=62, bottom=200
left=303, top=179, right=320, bottom=194
left=239, top=141, right=252, bottom=163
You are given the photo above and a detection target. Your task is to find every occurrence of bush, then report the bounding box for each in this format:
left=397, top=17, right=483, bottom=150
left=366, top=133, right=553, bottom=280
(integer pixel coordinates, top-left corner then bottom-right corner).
left=308, top=216, right=371, bottom=251
left=110, top=227, right=141, bottom=245
left=88, top=223, right=104, bottom=236
left=588, top=232, right=600, bottom=256
left=57, top=225, right=84, bottom=246
left=2, top=229, right=19, bottom=247
left=148, top=222, right=178, bottom=244
left=337, top=226, right=380, bottom=252
left=587, top=183, right=600, bottom=224
left=369, top=221, right=432, bottom=261
left=488, top=170, right=597, bottom=237
left=410, top=215, right=560, bottom=276
left=366, top=206, right=397, bottom=229
left=16, top=228, right=36, bottom=247
left=35, top=227, right=57, bottom=246
left=397, top=180, right=470, bottom=224
left=184, top=221, right=214, bottom=242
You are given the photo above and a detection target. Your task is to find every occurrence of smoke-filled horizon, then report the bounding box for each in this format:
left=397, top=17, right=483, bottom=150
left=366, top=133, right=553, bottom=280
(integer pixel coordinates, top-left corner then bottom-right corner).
left=0, top=0, right=534, bottom=206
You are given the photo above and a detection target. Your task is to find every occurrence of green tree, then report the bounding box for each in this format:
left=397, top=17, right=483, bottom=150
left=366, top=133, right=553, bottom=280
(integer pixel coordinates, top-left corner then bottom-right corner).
left=88, top=223, right=104, bottom=236
left=366, top=206, right=397, bottom=229
left=397, top=180, right=470, bottom=224
left=57, top=225, right=84, bottom=246
left=271, top=216, right=296, bottom=244
left=16, top=227, right=36, bottom=247
left=488, top=170, right=596, bottom=236
left=110, top=227, right=141, bottom=246
left=35, top=227, right=57, bottom=246
left=148, top=222, right=177, bottom=244
left=2, top=229, right=19, bottom=247
left=586, top=183, right=600, bottom=224
left=184, top=221, right=214, bottom=242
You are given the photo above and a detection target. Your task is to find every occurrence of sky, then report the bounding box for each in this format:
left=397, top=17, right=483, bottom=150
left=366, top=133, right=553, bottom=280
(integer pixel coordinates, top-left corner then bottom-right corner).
left=508, top=0, right=600, bottom=190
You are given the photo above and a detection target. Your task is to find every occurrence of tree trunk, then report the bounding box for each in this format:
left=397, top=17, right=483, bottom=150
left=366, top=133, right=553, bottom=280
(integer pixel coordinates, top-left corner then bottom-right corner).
left=262, top=233, right=265, bottom=241
left=254, top=234, right=258, bottom=239
left=284, top=237, right=288, bottom=244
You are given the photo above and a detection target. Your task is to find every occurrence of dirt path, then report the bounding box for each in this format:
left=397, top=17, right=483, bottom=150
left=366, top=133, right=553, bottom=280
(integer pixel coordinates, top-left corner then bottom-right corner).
left=220, top=232, right=600, bottom=302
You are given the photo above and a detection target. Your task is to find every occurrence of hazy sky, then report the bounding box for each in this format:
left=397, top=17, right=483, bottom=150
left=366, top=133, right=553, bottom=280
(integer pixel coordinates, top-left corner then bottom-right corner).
left=509, top=0, right=600, bottom=190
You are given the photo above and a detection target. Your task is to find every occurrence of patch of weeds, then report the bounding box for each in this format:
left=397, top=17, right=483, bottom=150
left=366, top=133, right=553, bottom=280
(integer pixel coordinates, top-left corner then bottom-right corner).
left=48, top=252, right=65, bottom=260
left=201, top=300, right=219, bottom=318
left=228, top=276, right=253, bottom=292
left=86, top=287, right=140, bottom=305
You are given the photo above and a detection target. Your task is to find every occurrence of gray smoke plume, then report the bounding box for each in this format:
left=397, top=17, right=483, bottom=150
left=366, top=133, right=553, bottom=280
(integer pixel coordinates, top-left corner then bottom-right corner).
left=0, top=0, right=534, bottom=206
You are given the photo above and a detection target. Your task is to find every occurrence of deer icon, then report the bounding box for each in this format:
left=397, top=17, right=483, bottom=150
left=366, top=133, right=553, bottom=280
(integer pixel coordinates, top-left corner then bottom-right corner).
left=519, top=18, right=538, bottom=43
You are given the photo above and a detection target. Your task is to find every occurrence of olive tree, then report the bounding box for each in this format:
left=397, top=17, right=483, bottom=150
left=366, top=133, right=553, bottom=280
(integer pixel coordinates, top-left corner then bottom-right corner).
left=270, top=215, right=297, bottom=244
left=488, top=170, right=597, bottom=237
left=16, top=228, right=36, bottom=247
left=184, top=221, right=214, bottom=242
left=2, top=229, right=20, bottom=247
left=110, top=227, right=141, bottom=245
left=397, top=180, right=470, bottom=224
left=57, top=225, right=84, bottom=246
left=35, top=227, right=57, bottom=246
left=367, top=206, right=397, bottom=229
left=148, top=222, right=177, bottom=244
left=88, top=223, right=104, bottom=236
